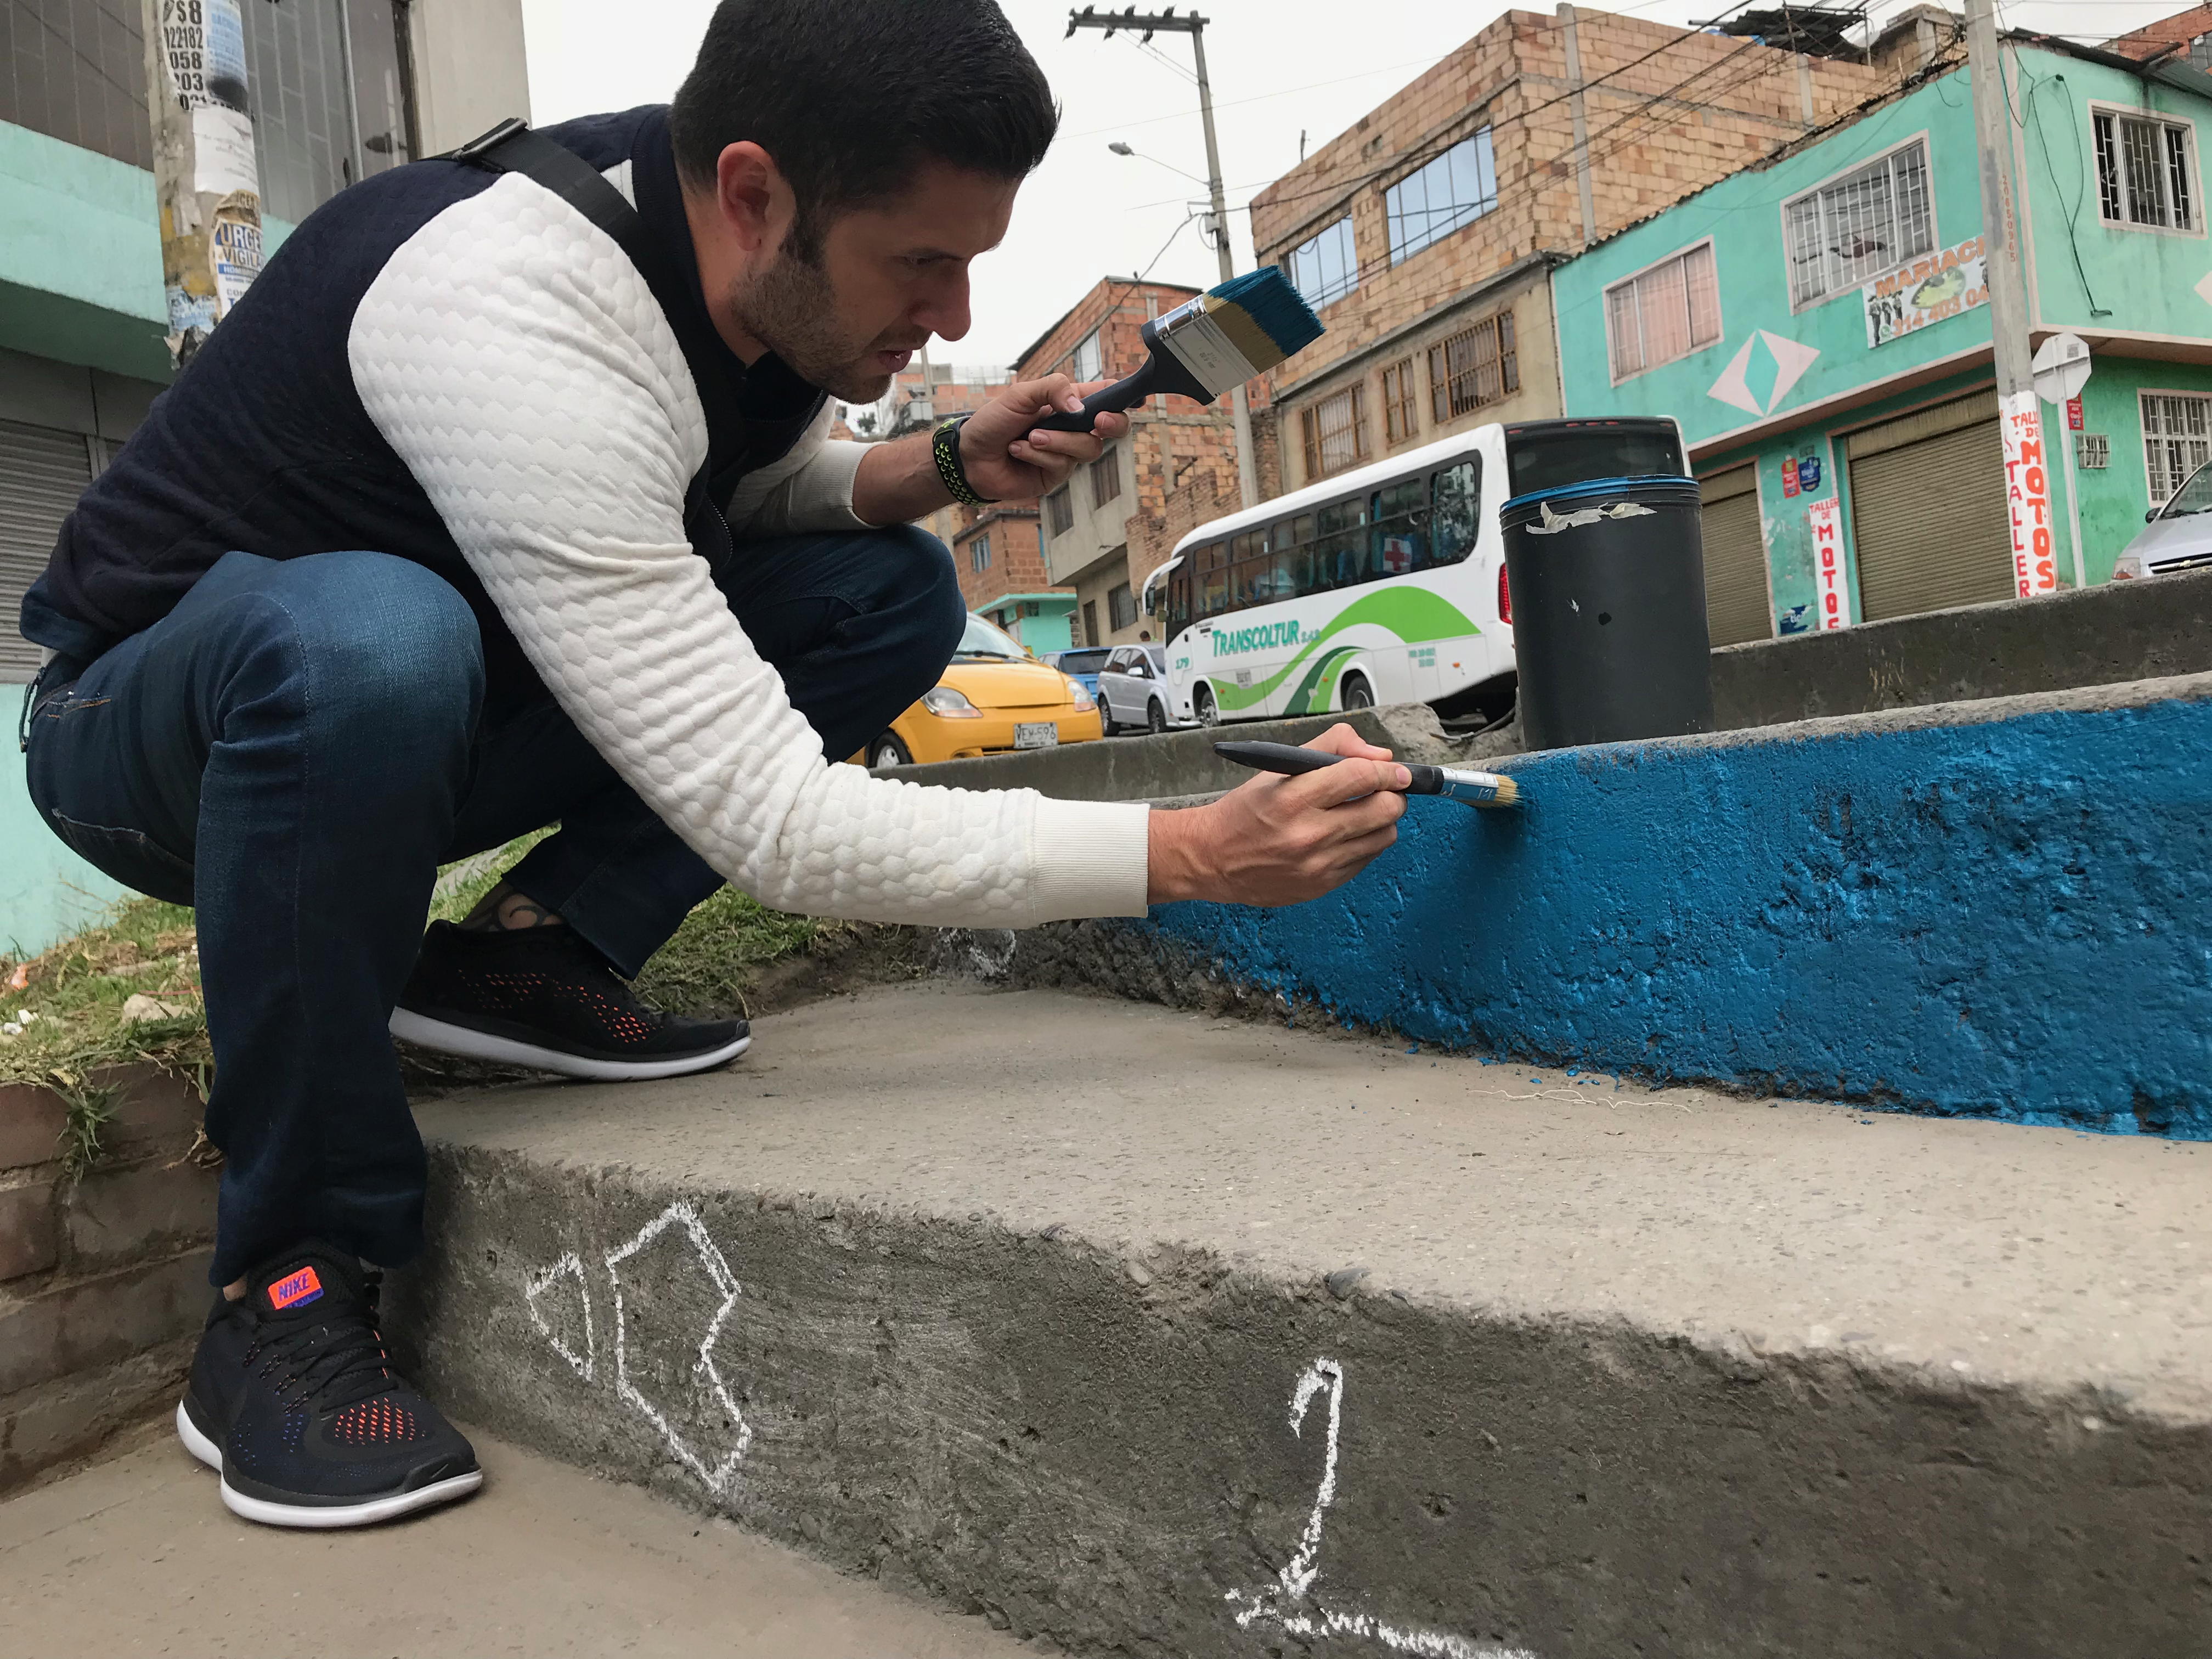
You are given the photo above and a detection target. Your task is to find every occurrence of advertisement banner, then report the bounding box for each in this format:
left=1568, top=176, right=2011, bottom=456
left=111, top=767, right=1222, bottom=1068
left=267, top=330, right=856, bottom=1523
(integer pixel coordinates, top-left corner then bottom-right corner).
left=1864, top=236, right=1988, bottom=349
left=1805, top=496, right=1848, bottom=630
left=2002, top=390, right=2059, bottom=597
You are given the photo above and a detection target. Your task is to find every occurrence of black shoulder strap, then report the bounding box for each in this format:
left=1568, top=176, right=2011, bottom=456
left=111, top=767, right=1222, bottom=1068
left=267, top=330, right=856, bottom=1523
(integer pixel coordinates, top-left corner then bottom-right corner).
left=447, top=118, right=681, bottom=298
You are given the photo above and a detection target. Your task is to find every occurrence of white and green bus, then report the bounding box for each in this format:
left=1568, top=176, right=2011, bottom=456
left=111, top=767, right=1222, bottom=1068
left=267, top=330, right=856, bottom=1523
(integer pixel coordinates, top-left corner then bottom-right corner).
left=1151, top=415, right=1688, bottom=726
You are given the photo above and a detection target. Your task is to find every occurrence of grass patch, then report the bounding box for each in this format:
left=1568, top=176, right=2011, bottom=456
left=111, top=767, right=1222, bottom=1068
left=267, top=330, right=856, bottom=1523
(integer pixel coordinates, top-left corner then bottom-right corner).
left=2, top=832, right=828, bottom=1160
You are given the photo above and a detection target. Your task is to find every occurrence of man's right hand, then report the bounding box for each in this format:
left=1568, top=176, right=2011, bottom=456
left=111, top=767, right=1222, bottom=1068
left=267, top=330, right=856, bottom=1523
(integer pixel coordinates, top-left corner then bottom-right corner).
left=1146, top=724, right=1409, bottom=907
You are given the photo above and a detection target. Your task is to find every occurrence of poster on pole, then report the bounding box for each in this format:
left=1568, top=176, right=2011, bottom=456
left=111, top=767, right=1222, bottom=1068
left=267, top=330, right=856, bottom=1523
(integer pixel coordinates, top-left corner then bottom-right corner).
left=1805, top=496, right=1848, bottom=630
left=1864, top=236, right=1988, bottom=349
left=2001, top=390, right=2059, bottom=597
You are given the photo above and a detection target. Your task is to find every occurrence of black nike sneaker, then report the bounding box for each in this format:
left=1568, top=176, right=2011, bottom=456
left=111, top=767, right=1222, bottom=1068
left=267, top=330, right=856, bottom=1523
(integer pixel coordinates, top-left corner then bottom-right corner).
left=177, top=1242, right=482, bottom=1528
left=389, top=920, right=751, bottom=1080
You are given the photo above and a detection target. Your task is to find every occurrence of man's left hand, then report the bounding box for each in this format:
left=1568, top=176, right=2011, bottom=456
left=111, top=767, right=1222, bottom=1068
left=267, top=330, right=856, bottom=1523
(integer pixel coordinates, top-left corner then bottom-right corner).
left=957, top=374, right=1131, bottom=501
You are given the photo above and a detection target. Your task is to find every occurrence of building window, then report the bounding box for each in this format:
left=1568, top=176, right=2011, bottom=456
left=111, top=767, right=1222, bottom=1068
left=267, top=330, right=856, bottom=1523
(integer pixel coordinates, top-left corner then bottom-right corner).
left=1285, top=215, right=1358, bottom=309
left=1082, top=599, right=1100, bottom=645
left=2095, top=110, right=2197, bottom=232
left=1427, top=312, right=1518, bottom=422
left=1381, top=359, right=1419, bottom=445
left=1068, top=330, right=1103, bottom=384
left=1091, top=447, right=1122, bottom=510
left=970, top=535, right=991, bottom=573
left=2143, top=392, right=2212, bottom=502
left=1300, top=386, right=1368, bottom=480
left=1384, top=128, right=1497, bottom=266
left=1782, top=138, right=1934, bottom=309
left=1605, top=242, right=1722, bottom=381
left=1109, top=583, right=1138, bottom=633
left=1045, top=487, right=1074, bottom=537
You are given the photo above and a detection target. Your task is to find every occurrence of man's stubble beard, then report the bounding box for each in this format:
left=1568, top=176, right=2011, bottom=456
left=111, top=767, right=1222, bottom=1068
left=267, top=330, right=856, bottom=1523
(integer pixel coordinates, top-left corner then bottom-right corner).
left=724, top=250, right=897, bottom=404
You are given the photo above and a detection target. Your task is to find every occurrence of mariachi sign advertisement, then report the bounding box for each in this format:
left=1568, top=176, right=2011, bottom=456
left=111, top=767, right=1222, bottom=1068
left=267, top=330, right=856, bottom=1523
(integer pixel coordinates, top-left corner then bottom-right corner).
left=1805, top=496, right=1848, bottom=630
left=2001, top=390, right=2060, bottom=597
left=1864, top=235, right=1988, bottom=349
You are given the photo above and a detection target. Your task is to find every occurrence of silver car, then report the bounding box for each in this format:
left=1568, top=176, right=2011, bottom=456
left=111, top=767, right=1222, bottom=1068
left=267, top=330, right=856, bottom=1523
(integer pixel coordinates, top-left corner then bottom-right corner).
left=1095, top=644, right=1180, bottom=736
left=2114, top=459, right=2212, bottom=580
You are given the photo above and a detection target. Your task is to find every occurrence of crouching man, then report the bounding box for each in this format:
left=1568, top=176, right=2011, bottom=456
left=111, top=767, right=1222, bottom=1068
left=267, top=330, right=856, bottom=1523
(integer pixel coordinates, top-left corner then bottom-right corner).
left=18, top=0, right=1408, bottom=1530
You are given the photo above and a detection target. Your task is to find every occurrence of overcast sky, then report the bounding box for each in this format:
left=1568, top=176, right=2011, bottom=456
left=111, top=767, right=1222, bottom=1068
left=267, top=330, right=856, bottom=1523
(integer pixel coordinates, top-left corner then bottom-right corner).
left=518, top=0, right=2185, bottom=371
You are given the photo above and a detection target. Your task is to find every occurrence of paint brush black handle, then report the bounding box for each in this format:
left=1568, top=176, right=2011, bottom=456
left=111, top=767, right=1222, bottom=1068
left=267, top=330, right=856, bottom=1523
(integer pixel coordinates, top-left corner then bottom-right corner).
left=1214, top=741, right=1522, bottom=809
left=1032, top=358, right=1163, bottom=433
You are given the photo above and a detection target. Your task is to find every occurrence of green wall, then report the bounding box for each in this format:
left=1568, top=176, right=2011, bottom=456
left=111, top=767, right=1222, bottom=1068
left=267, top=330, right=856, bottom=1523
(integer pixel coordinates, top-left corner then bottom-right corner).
left=0, top=120, right=294, bottom=383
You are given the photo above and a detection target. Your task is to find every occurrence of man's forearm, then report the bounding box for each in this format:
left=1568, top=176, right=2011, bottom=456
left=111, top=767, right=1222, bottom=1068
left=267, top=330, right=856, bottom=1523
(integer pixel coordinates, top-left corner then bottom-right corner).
left=851, top=431, right=952, bottom=527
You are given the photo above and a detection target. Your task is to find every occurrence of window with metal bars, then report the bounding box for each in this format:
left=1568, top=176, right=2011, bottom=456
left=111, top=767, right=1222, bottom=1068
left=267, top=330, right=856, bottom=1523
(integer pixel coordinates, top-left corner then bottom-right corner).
left=1090, top=446, right=1122, bottom=510
left=2094, top=110, right=2197, bottom=232
left=1427, top=312, right=1518, bottom=423
left=969, top=535, right=992, bottom=572
left=1381, top=358, right=1418, bottom=445
left=1045, top=487, right=1073, bottom=537
left=1300, top=387, right=1368, bottom=480
left=2142, top=392, right=2212, bottom=503
left=1605, top=242, right=1722, bottom=381
left=1781, top=139, right=1935, bottom=309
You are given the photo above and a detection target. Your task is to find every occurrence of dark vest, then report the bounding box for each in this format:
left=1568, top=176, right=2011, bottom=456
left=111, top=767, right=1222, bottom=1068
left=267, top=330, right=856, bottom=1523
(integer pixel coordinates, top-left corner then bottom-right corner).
left=23, top=106, right=825, bottom=715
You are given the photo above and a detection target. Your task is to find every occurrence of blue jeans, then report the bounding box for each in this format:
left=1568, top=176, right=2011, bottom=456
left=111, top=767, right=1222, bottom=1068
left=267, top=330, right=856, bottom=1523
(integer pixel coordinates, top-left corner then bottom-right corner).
left=23, top=531, right=964, bottom=1284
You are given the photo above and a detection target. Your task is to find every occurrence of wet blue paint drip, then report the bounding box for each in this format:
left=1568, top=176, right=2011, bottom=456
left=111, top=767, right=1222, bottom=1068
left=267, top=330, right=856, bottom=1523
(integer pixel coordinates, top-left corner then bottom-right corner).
left=1146, top=696, right=2212, bottom=1137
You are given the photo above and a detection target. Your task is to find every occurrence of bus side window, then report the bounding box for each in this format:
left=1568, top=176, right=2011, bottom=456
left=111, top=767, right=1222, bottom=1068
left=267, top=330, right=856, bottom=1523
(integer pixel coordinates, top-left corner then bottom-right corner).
left=1167, top=568, right=1192, bottom=636
left=1371, top=477, right=1428, bottom=577
left=1431, top=459, right=1481, bottom=566
left=1312, top=498, right=1367, bottom=592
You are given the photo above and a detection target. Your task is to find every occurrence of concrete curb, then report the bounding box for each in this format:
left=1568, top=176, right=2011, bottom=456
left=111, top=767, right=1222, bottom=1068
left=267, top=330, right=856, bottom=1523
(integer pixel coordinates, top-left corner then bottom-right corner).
left=390, top=985, right=2212, bottom=1658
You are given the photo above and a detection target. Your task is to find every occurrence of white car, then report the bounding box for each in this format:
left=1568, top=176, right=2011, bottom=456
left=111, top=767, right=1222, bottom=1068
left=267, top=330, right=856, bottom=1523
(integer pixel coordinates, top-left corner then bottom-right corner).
left=2113, top=459, right=2212, bottom=580
left=1094, top=644, right=1183, bottom=736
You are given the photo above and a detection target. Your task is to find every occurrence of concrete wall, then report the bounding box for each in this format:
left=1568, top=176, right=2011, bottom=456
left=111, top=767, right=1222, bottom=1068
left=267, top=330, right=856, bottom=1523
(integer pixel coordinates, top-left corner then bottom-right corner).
left=409, top=0, right=533, bottom=155
left=1137, top=674, right=2212, bottom=1136
left=2, top=754, right=129, bottom=960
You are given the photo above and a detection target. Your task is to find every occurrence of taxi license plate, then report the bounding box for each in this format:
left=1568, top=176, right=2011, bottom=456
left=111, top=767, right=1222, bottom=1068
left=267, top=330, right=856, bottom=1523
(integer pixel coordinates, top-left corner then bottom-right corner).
left=1014, top=723, right=1059, bottom=749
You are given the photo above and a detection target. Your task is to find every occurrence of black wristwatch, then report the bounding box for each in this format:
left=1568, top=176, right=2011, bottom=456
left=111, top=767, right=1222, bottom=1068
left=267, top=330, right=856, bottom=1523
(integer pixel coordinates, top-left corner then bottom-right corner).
left=932, top=415, right=996, bottom=508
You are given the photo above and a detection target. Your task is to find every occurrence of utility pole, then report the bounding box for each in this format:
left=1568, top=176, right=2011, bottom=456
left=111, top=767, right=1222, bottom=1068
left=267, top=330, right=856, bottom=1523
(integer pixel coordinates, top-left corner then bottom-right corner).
left=1964, top=0, right=2057, bottom=595
left=1068, top=7, right=1257, bottom=510
left=1556, top=4, right=1596, bottom=247
left=142, top=0, right=267, bottom=368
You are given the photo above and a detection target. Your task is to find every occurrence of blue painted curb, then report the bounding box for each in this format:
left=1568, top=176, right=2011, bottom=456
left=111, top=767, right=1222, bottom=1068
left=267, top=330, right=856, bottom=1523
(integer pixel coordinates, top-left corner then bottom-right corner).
left=1144, top=694, right=2212, bottom=1137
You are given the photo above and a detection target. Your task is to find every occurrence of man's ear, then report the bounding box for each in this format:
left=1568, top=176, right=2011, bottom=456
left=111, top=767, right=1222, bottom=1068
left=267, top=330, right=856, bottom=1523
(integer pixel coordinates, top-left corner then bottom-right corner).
left=714, top=140, right=789, bottom=256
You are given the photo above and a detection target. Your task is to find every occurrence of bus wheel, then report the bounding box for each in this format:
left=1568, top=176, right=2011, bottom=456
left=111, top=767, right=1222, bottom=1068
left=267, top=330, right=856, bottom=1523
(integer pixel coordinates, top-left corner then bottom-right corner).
left=870, top=733, right=912, bottom=769
left=1340, top=674, right=1375, bottom=712
left=1147, top=699, right=1167, bottom=735
left=1194, top=684, right=1219, bottom=726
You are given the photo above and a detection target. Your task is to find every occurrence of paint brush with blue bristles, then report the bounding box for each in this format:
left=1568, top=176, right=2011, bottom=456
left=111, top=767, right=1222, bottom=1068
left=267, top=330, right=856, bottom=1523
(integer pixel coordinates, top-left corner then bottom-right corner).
left=1035, top=267, right=1324, bottom=432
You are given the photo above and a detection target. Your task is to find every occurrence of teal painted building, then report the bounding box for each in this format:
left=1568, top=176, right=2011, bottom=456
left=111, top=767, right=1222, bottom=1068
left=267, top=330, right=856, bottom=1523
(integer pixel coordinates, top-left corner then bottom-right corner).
left=1549, top=37, right=2212, bottom=643
left=2, top=0, right=528, bottom=956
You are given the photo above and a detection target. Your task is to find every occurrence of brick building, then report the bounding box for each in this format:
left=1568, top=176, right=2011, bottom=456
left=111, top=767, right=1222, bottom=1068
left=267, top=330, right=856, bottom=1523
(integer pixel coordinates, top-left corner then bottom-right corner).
left=997, top=276, right=1266, bottom=651
left=949, top=505, right=1051, bottom=644
left=1245, top=5, right=1891, bottom=499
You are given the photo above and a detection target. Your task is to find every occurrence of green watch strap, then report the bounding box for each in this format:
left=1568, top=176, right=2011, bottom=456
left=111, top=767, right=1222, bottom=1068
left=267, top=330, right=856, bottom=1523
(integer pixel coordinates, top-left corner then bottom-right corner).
left=932, top=415, right=995, bottom=508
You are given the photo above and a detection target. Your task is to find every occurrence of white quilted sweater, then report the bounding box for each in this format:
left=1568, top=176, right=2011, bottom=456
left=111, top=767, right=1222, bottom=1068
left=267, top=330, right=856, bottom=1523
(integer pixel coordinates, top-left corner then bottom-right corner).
left=346, top=169, right=1152, bottom=928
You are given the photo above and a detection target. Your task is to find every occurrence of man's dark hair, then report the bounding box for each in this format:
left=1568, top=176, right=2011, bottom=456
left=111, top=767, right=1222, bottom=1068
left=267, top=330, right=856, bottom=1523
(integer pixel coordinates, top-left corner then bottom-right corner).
left=670, top=0, right=1058, bottom=258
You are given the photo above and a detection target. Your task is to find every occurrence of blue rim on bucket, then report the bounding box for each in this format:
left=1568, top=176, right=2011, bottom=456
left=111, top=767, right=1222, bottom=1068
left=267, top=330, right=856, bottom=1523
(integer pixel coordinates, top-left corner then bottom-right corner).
left=1500, top=473, right=1699, bottom=517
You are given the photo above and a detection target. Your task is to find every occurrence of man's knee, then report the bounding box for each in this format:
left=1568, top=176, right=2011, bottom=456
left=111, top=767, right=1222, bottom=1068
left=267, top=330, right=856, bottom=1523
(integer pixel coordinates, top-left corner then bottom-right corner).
left=244, top=552, right=484, bottom=738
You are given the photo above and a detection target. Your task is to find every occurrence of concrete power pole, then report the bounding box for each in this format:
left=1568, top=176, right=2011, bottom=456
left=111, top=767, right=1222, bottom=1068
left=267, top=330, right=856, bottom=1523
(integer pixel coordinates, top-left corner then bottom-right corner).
left=142, top=0, right=267, bottom=367
left=1068, top=7, right=1259, bottom=510
left=1963, top=0, right=2058, bottom=596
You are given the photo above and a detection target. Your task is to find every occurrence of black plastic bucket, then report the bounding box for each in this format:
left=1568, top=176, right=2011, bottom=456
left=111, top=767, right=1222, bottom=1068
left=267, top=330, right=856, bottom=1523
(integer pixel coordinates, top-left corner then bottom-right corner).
left=1500, top=474, right=1714, bottom=752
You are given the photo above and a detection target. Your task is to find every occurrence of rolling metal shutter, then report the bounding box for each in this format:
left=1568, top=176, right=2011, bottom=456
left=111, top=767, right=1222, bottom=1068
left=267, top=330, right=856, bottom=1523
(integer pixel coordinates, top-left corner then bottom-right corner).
left=0, top=419, right=95, bottom=680
left=1845, top=390, right=2013, bottom=622
left=1698, top=465, right=1770, bottom=646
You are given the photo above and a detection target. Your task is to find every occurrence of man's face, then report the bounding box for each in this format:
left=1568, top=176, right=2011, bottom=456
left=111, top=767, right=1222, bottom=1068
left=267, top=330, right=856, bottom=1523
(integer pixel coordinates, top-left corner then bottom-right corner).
left=720, top=160, right=1019, bottom=403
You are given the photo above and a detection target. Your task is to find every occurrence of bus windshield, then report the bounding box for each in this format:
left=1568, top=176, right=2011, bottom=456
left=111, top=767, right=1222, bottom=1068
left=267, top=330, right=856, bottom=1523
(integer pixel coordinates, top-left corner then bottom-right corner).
left=1504, top=420, right=1684, bottom=498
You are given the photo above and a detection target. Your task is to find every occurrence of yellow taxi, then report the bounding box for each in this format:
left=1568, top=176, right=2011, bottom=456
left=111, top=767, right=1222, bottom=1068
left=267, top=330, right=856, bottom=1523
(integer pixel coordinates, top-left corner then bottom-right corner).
left=853, top=612, right=1102, bottom=769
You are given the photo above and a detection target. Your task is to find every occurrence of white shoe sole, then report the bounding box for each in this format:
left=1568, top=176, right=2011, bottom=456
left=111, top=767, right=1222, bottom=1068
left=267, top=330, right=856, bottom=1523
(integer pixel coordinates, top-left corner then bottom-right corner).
left=176, top=1400, right=484, bottom=1528
left=388, top=1007, right=751, bottom=1080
